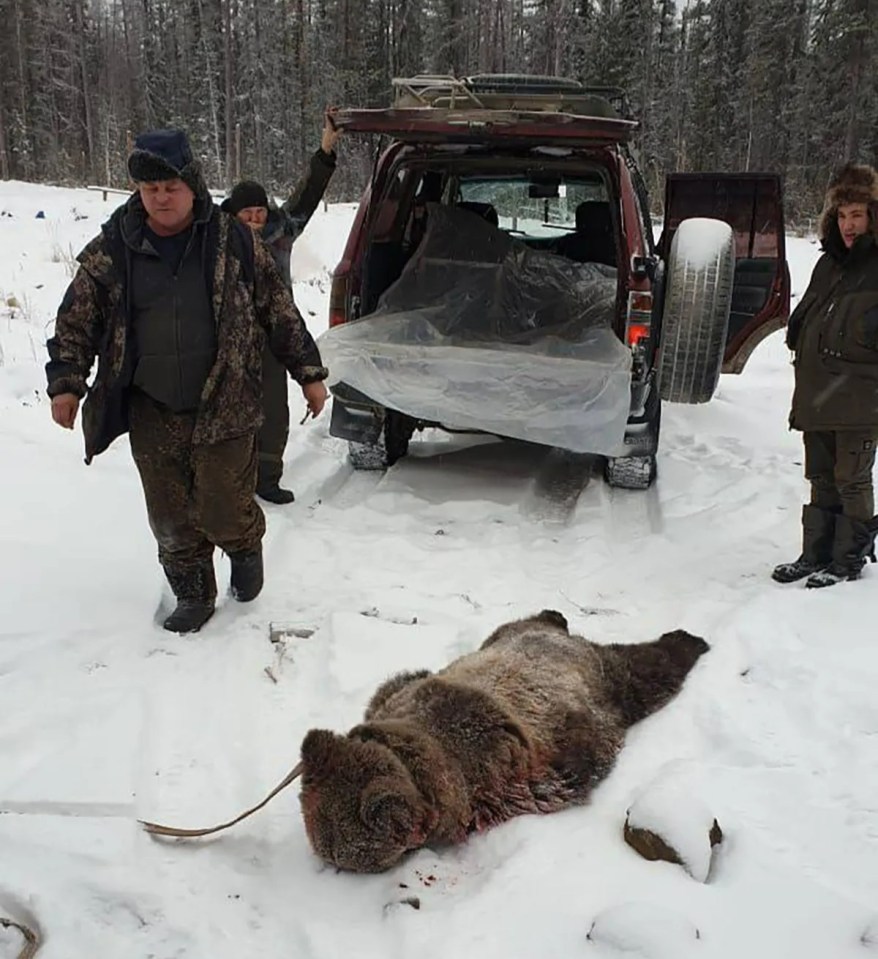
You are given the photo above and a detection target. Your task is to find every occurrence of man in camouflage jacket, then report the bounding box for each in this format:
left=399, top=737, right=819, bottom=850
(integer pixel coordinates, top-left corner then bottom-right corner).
left=46, top=128, right=328, bottom=633
left=221, top=108, right=340, bottom=504
left=773, top=164, right=878, bottom=588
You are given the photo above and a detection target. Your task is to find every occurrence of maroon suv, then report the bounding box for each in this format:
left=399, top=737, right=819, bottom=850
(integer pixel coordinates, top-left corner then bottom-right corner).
left=321, top=74, right=790, bottom=488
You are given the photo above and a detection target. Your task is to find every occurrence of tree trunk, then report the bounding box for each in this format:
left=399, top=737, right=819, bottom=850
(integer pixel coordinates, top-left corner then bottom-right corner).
left=13, top=0, right=30, bottom=178
left=74, top=0, right=96, bottom=182
left=196, top=0, right=222, bottom=181
left=296, top=0, right=307, bottom=172
left=223, top=0, right=234, bottom=185
left=0, top=88, right=9, bottom=180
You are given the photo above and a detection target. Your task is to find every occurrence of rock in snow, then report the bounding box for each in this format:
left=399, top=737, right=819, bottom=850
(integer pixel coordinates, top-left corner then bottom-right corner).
left=624, top=766, right=723, bottom=882
left=587, top=901, right=700, bottom=957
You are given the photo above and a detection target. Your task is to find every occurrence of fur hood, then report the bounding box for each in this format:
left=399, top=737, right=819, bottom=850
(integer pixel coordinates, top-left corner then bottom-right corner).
left=818, top=163, right=878, bottom=244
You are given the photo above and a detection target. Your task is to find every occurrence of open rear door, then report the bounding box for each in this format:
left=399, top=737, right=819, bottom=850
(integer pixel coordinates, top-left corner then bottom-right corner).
left=661, top=174, right=790, bottom=373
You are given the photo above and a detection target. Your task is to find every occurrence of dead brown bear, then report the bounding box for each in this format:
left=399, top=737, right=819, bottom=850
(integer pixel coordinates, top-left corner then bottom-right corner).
left=299, top=610, right=708, bottom=873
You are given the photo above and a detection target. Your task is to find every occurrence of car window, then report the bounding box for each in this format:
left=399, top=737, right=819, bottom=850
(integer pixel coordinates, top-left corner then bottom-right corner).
left=372, top=165, right=410, bottom=241
left=457, top=176, right=608, bottom=238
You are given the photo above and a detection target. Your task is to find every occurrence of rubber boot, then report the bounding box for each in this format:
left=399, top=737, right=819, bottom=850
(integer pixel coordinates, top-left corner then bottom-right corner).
left=256, top=481, right=295, bottom=505
left=229, top=547, right=264, bottom=602
left=806, top=514, right=877, bottom=588
left=771, top=504, right=837, bottom=584
left=162, top=562, right=217, bottom=633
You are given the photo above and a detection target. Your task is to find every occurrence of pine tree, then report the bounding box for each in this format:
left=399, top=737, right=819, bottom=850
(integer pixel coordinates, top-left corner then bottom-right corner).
left=0, top=0, right=873, bottom=220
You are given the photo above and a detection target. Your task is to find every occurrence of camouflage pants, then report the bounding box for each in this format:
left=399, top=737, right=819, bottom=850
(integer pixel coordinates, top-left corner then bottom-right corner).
left=257, top=343, right=289, bottom=488
left=804, top=430, right=877, bottom=521
left=128, top=389, right=265, bottom=569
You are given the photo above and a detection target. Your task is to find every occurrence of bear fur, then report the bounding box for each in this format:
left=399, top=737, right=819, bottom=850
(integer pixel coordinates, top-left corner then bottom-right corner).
left=299, top=610, right=709, bottom=873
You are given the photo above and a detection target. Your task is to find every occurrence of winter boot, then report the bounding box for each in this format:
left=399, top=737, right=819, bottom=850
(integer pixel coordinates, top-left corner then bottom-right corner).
left=806, top=514, right=878, bottom=589
left=771, top=504, right=838, bottom=583
left=256, top=481, right=295, bottom=505
left=162, top=562, right=217, bottom=634
left=229, top=546, right=264, bottom=602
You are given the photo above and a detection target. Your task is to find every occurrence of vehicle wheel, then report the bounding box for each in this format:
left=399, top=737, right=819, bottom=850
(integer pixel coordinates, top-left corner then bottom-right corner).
left=658, top=217, right=735, bottom=404
left=644, top=395, right=661, bottom=455
left=348, top=411, right=414, bottom=471
left=385, top=411, right=414, bottom=463
left=623, top=385, right=662, bottom=457
left=348, top=437, right=390, bottom=470
left=604, top=454, right=657, bottom=490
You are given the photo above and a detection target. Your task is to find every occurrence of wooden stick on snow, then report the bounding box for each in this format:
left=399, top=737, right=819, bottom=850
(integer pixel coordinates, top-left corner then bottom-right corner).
left=0, top=917, right=41, bottom=959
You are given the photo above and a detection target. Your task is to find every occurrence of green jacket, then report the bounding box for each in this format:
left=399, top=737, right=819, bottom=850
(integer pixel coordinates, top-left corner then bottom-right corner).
left=46, top=190, right=327, bottom=463
left=788, top=225, right=878, bottom=432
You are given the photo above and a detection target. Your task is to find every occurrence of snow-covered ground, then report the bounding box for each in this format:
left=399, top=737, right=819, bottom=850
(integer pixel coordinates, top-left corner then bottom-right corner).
left=0, top=181, right=876, bottom=959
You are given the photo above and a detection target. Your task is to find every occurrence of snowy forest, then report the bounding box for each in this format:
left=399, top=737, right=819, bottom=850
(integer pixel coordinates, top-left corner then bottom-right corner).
left=0, top=0, right=875, bottom=221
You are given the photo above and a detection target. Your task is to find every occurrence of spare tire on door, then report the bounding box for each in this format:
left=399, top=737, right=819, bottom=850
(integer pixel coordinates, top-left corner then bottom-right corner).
left=658, top=217, right=735, bottom=404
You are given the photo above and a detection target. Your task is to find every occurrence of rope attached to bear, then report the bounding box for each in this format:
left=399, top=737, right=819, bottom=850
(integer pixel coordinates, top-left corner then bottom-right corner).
left=138, top=761, right=303, bottom=839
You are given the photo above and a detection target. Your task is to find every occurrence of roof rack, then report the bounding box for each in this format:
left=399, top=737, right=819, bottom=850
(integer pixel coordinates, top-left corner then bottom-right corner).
left=465, top=74, right=585, bottom=95
left=392, top=75, right=486, bottom=109
left=391, top=74, right=628, bottom=122
left=572, top=86, right=634, bottom=121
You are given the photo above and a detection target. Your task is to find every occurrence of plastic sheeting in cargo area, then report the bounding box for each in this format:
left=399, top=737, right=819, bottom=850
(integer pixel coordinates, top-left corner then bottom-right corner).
left=317, top=203, right=633, bottom=455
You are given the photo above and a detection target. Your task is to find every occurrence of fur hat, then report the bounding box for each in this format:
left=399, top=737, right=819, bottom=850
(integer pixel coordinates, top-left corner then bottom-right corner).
left=818, top=163, right=878, bottom=240
left=127, top=128, right=204, bottom=195
left=220, top=180, right=269, bottom=215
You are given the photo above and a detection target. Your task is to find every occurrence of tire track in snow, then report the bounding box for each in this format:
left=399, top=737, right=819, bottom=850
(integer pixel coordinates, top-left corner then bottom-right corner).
left=518, top=450, right=598, bottom=525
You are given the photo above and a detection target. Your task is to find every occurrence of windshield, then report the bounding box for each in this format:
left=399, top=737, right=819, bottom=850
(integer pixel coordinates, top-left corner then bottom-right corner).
left=456, top=176, right=608, bottom=238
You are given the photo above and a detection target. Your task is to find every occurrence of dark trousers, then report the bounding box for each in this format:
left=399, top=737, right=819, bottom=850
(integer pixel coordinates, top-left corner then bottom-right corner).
left=257, top=343, right=290, bottom=489
left=129, top=390, right=265, bottom=570
left=804, top=430, right=877, bottom=521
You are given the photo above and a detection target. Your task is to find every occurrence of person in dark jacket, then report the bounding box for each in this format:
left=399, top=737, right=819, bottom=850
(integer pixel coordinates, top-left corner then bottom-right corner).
left=46, top=128, right=329, bottom=633
left=221, top=109, right=340, bottom=504
left=772, top=163, right=878, bottom=588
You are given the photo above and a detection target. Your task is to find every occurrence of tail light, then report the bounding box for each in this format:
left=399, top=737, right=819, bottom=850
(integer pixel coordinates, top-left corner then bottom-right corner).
left=626, top=291, right=653, bottom=347
left=328, top=272, right=350, bottom=327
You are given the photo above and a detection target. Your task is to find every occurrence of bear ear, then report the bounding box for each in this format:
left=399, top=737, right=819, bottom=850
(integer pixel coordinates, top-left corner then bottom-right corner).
left=536, top=609, right=569, bottom=632
left=360, top=782, right=415, bottom=840
left=301, top=729, right=346, bottom=782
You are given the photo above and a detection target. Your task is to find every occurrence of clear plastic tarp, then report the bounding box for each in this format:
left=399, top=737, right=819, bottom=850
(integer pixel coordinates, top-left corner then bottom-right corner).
left=317, top=204, right=633, bottom=455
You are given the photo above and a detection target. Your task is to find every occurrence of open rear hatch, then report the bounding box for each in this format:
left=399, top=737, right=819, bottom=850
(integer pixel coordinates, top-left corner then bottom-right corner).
left=336, top=74, right=637, bottom=147
left=318, top=202, right=633, bottom=456
left=661, top=173, right=791, bottom=372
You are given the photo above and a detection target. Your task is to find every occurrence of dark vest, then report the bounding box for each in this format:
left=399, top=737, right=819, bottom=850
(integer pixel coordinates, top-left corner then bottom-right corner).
left=131, top=232, right=216, bottom=412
